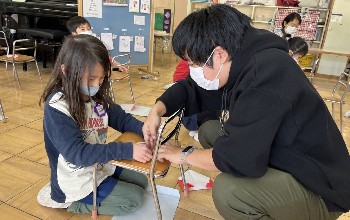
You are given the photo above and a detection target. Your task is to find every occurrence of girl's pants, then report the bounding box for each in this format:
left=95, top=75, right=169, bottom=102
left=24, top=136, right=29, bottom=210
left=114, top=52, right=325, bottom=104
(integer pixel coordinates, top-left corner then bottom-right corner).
left=67, top=169, right=148, bottom=216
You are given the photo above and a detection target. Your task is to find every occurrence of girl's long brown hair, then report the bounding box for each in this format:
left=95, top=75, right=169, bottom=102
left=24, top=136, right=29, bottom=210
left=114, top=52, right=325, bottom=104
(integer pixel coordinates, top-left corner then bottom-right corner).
left=40, top=35, right=112, bottom=128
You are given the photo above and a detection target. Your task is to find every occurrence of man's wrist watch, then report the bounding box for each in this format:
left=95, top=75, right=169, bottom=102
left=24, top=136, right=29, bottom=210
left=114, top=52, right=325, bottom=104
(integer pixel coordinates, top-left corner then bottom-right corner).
left=180, top=146, right=196, bottom=166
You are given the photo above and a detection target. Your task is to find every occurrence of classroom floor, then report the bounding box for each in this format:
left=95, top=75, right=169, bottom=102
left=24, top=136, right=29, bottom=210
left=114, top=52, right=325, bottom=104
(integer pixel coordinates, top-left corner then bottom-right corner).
left=0, top=51, right=350, bottom=220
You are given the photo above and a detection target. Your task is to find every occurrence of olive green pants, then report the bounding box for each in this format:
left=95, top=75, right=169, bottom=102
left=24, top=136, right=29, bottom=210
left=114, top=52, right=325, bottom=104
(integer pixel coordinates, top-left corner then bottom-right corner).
left=198, top=120, right=224, bottom=149
left=67, top=169, right=148, bottom=216
left=213, top=168, right=342, bottom=220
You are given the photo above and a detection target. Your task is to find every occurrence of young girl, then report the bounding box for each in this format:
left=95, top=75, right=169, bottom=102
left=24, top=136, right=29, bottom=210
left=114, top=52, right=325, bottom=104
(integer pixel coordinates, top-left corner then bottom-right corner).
left=38, top=35, right=152, bottom=216
left=288, top=36, right=309, bottom=62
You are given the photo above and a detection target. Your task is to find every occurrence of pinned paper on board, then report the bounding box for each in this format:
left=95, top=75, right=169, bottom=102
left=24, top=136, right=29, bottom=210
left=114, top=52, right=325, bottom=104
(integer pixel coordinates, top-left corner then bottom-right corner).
left=178, top=170, right=214, bottom=192
left=101, top=33, right=114, bottom=50
left=140, top=0, right=150, bottom=14
left=119, top=36, right=131, bottom=52
left=134, top=15, right=145, bottom=25
left=129, top=0, right=139, bottom=13
left=134, top=36, right=146, bottom=52
left=83, top=0, right=102, bottom=18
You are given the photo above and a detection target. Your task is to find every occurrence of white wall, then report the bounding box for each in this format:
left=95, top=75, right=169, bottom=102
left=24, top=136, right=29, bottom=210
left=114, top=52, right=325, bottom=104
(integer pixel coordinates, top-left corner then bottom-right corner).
left=318, top=0, right=350, bottom=76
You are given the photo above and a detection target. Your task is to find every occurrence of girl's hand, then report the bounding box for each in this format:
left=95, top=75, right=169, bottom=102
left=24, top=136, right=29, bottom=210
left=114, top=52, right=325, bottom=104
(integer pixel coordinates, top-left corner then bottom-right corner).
left=158, top=143, right=182, bottom=164
left=132, top=142, right=153, bottom=163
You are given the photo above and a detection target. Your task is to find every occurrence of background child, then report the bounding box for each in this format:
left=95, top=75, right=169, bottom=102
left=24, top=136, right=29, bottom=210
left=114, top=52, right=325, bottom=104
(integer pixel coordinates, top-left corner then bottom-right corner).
left=288, top=36, right=309, bottom=62
left=66, top=16, right=92, bottom=35
left=66, top=16, right=127, bottom=72
left=38, top=35, right=152, bottom=216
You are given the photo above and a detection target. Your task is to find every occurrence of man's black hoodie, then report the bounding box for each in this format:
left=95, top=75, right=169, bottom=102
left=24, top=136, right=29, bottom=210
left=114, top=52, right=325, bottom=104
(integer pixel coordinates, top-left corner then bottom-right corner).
left=158, top=27, right=350, bottom=212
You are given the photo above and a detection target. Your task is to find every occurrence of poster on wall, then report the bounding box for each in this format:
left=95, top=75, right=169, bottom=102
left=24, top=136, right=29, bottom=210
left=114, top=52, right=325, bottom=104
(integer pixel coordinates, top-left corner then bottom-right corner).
left=129, top=0, right=140, bottom=13
left=140, top=0, right=150, bottom=14
left=103, top=0, right=128, bottom=6
left=119, top=35, right=131, bottom=52
left=83, top=0, right=102, bottom=18
left=134, top=35, right=146, bottom=52
left=163, top=9, right=171, bottom=33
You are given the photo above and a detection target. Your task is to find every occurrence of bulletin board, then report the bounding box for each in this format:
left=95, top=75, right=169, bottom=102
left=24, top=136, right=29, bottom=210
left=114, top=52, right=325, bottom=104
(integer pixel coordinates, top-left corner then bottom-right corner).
left=79, top=0, right=153, bottom=69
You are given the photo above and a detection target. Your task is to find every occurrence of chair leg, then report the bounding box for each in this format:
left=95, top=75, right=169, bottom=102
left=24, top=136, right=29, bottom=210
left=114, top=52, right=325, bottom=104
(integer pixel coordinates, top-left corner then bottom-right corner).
left=109, top=80, right=115, bottom=102
left=92, top=164, right=98, bottom=219
left=127, top=76, right=136, bottom=104
left=35, top=60, right=43, bottom=83
left=179, top=164, right=189, bottom=197
left=0, top=100, right=6, bottom=123
left=12, top=64, right=21, bottom=89
left=149, top=175, right=162, bottom=220
left=331, top=102, right=335, bottom=117
left=340, top=103, right=343, bottom=134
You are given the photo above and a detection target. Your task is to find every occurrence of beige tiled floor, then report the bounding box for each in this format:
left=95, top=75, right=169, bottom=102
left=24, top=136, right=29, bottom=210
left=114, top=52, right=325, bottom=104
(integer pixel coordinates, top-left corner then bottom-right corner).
left=0, top=51, right=349, bottom=219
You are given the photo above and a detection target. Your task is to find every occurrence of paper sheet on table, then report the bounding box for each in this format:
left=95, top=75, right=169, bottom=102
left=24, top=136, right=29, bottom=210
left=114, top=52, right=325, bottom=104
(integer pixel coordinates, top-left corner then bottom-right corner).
left=120, top=103, right=151, bottom=117
left=112, top=185, right=180, bottom=220
left=178, top=170, right=214, bottom=192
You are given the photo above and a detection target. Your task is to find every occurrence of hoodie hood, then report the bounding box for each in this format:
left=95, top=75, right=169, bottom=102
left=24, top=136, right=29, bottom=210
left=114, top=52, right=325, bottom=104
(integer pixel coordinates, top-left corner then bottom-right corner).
left=225, top=27, right=289, bottom=90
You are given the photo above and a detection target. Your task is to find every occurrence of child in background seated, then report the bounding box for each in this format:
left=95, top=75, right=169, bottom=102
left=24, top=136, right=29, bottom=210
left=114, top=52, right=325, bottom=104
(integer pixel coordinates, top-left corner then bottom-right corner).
left=288, top=37, right=309, bottom=62
left=66, top=16, right=127, bottom=72
left=38, top=35, right=152, bottom=216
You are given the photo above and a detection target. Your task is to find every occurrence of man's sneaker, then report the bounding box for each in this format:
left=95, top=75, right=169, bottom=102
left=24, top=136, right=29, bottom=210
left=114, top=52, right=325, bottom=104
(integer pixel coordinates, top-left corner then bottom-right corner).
left=189, top=130, right=197, bottom=137
left=345, top=110, right=350, bottom=118
left=193, top=132, right=199, bottom=142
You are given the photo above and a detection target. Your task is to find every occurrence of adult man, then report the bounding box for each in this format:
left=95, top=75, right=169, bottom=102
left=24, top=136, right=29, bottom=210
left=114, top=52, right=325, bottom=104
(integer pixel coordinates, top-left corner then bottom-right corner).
left=143, top=4, right=350, bottom=220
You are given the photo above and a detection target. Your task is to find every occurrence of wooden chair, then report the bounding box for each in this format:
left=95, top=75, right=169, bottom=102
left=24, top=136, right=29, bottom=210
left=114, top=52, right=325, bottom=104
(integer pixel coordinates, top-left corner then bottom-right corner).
left=0, top=39, right=42, bottom=89
left=92, top=108, right=186, bottom=220
left=0, top=31, right=10, bottom=70
left=318, top=72, right=350, bottom=134
left=0, top=100, right=6, bottom=123
left=109, top=53, right=135, bottom=104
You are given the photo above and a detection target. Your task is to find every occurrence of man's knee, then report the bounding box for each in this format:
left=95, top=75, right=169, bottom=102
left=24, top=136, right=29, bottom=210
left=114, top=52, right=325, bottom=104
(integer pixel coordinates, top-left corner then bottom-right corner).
left=198, top=120, right=221, bottom=149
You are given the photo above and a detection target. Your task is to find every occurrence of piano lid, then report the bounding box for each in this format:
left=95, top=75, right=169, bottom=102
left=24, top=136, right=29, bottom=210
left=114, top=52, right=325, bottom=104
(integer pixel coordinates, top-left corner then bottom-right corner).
left=0, top=0, right=78, bottom=19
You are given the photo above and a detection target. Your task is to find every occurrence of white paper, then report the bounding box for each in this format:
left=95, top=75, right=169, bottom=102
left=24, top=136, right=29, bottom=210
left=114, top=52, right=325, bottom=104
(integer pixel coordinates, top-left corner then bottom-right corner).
left=140, top=0, right=150, bottom=14
left=119, top=36, right=131, bottom=52
left=121, top=104, right=151, bottom=117
left=178, top=170, right=213, bottom=191
left=113, top=185, right=180, bottom=220
left=331, top=14, right=343, bottom=23
left=134, top=36, right=146, bottom=52
left=101, top=33, right=114, bottom=50
left=129, top=0, right=140, bottom=13
left=83, top=0, right=102, bottom=18
left=103, top=0, right=128, bottom=6
left=134, top=15, right=145, bottom=25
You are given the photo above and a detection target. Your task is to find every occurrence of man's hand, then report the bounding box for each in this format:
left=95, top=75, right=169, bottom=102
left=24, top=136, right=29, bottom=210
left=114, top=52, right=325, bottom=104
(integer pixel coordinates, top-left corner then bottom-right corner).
left=142, top=101, right=167, bottom=148
left=158, top=143, right=183, bottom=164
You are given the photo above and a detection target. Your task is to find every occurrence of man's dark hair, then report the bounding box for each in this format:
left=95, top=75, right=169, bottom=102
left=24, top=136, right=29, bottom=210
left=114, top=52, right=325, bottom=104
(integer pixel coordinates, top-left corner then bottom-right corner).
left=66, top=16, right=91, bottom=33
left=172, top=4, right=251, bottom=67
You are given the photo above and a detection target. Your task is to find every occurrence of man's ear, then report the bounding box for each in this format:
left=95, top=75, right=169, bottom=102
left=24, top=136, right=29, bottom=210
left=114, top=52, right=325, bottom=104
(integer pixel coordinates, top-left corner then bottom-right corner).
left=61, top=64, right=66, bottom=76
left=214, top=46, right=230, bottom=64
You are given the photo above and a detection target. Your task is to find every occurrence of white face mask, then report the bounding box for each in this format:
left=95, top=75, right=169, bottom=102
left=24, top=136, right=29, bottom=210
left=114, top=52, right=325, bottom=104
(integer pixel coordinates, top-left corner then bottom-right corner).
left=285, top=26, right=297, bottom=35
left=78, top=30, right=93, bottom=36
left=189, top=49, right=223, bottom=90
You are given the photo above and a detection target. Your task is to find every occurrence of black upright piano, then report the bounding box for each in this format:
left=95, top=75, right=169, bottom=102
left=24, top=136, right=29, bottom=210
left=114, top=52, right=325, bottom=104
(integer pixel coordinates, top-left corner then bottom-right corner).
left=0, top=0, right=78, bottom=67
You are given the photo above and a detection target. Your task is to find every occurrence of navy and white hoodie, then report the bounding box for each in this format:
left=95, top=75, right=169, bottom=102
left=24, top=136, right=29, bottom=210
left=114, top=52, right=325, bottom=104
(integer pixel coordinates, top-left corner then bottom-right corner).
left=43, top=91, right=143, bottom=204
